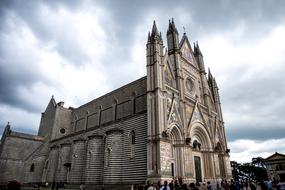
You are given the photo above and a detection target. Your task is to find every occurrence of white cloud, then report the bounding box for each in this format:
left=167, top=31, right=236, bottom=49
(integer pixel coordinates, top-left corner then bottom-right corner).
left=0, top=104, right=40, bottom=132
left=199, top=23, right=285, bottom=140
left=229, top=138, right=285, bottom=163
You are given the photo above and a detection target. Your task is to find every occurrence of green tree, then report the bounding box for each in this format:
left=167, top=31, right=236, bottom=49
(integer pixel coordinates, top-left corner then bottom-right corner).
left=231, top=157, right=268, bottom=181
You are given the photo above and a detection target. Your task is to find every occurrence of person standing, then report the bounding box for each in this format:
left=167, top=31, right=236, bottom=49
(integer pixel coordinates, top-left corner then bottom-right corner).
left=207, top=181, right=212, bottom=190
left=148, top=183, right=156, bottom=190
left=160, top=181, right=171, bottom=190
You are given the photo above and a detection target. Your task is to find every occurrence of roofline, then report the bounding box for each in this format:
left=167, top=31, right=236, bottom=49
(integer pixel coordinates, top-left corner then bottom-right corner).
left=264, top=152, right=285, bottom=161
left=75, top=76, right=147, bottom=110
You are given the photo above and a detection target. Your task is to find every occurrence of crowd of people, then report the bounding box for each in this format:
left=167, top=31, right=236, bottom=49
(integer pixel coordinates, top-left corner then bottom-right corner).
left=144, top=177, right=283, bottom=190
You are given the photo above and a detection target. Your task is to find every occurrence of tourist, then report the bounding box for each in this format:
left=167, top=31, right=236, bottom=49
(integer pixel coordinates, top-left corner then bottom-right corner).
left=169, top=180, right=174, bottom=190
left=160, top=181, right=171, bottom=190
left=207, top=181, right=212, bottom=190
left=189, top=183, right=199, bottom=190
left=80, top=183, right=85, bottom=190
left=174, top=179, right=182, bottom=190
left=145, top=181, right=151, bottom=190
left=157, top=180, right=162, bottom=190
left=148, top=183, right=156, bottom=190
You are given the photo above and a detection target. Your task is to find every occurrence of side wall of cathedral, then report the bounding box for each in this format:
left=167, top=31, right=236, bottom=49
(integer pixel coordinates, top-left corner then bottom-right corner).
left=0, top=127, right=44, bottom=184
left=22, top=77, right=148, bottom=187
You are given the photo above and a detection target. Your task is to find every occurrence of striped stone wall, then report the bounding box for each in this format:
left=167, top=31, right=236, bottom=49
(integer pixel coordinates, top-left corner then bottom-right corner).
left=25, top=155, right=46, bottom=183
left=45, top=113, right=147, bottom=186
left=122, top=115, right=147, bottom=184
left=103, top=129, right=124, bottom=184
left=56, top=143, right=71, bottom=182
left=68, top=139, right=87, bottom=183
left=85, top=135, right=104, bottom=184
left=46, top=146, right=59, bottom=182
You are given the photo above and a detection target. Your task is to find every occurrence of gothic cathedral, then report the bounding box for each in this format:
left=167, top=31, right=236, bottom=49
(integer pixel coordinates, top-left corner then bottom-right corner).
left=146, top=19, right=231, bottom=183
left=0, top=20, right=231, bottom=189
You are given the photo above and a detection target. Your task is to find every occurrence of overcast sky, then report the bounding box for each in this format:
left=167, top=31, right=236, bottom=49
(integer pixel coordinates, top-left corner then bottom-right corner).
left=1, top=0, right=285, bottom=163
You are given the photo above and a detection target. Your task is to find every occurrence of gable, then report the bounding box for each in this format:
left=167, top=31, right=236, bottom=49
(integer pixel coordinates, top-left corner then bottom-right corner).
left=265, top=152, right=285, bottom=161
left=167, top=98, right=182, bottom=126
left=45, top=96, right=56, bottom=112
left=188, top=102, right=207, bottom=128
left=179, top=35, right=199, bottom=69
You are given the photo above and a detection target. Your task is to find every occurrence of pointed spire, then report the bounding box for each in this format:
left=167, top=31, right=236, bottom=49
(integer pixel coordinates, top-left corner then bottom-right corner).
left=167, top=18, right=179, bottom=51
left=148, top=32, right=151, bottom=42
left=159, top=32, right=163, bottom=42
left=148, top=20, right=162, bottom=43
left=151, top=20, right=159, bottom=36
left=194, top=41, right=203, bottom=56
left=208, top=68, right=213, bottom=80
left=213, top=78, right=218, bottom=88
left=167, top=18, right=178, bottom=35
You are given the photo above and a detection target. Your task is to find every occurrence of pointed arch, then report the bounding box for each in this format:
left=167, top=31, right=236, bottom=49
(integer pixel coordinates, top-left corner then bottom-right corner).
left=189, top=122, right=213, bottom=151
left=169, top=124, right=183, bottom=144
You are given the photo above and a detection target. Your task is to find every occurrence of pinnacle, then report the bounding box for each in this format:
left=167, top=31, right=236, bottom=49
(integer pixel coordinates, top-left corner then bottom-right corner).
left=151, top=20, right=159, bottom=36
left=149, top=20, right=162, bottom=43
left=167, top=18, right=178, bottom=34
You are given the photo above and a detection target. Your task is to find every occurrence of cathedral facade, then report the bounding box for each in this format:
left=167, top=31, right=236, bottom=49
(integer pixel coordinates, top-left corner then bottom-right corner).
left=0, top=20, right=231, bottom=189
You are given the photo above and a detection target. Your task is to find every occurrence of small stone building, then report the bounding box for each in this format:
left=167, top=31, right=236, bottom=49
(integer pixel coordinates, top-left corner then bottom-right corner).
left=0, top=20, right=232, bottom=189
left=264, top=152, right=285, bottom=182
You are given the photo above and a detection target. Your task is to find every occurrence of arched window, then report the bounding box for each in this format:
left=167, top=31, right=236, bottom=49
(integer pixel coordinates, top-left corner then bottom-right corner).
left=130, top=130, right=135, bottom=159
left=131, top=130, right=135, bottom=144
left=106, top=147, right=111, bottom=167
left=30, top=163, right=35, bottom=172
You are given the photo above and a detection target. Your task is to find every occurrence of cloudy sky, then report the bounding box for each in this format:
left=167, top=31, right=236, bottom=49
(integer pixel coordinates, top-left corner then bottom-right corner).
left=1, top=0, right=285, bottom=163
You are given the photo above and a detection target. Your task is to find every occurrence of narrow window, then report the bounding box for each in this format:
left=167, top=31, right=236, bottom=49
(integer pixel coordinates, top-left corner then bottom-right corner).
left=131, top=130, right=135, bottom=144
left=106, top=147, right=111, bottom=167
left=130, top=130, right=135, bottom=159
left=30, top=163, right=35, bottom=172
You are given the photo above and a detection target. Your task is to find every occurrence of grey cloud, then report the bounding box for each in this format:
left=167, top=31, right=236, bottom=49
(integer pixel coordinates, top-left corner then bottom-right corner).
left=226, top=123, right=285, bottom=141
left=1, top=0, right=285, bottom=150
left=219, top=62, right=285, bottom=141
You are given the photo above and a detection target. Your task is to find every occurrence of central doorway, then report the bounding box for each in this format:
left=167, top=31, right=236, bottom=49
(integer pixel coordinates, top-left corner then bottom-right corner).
left=194, top=156, right=202, bottom=182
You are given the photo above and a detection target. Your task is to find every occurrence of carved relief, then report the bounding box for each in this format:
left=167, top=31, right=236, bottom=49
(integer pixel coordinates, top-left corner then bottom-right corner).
left=181, top=43, right=193, bottom=63
left=191, top=105, right=206, bottom=124
left=186, top=105, right=194, bottom=125
left=167, top=98, right=172, bottom=115
left=164, top=60, right=177, bottom=88
left=191, top=108, right=203, bottom=124
left=160, top=141, right=172, bottom=176
left=168, top=99, right=182, bottom=126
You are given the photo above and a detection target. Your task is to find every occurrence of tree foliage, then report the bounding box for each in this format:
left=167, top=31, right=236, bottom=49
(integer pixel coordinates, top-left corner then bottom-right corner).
left=231, top=157, right=268, bottom=182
